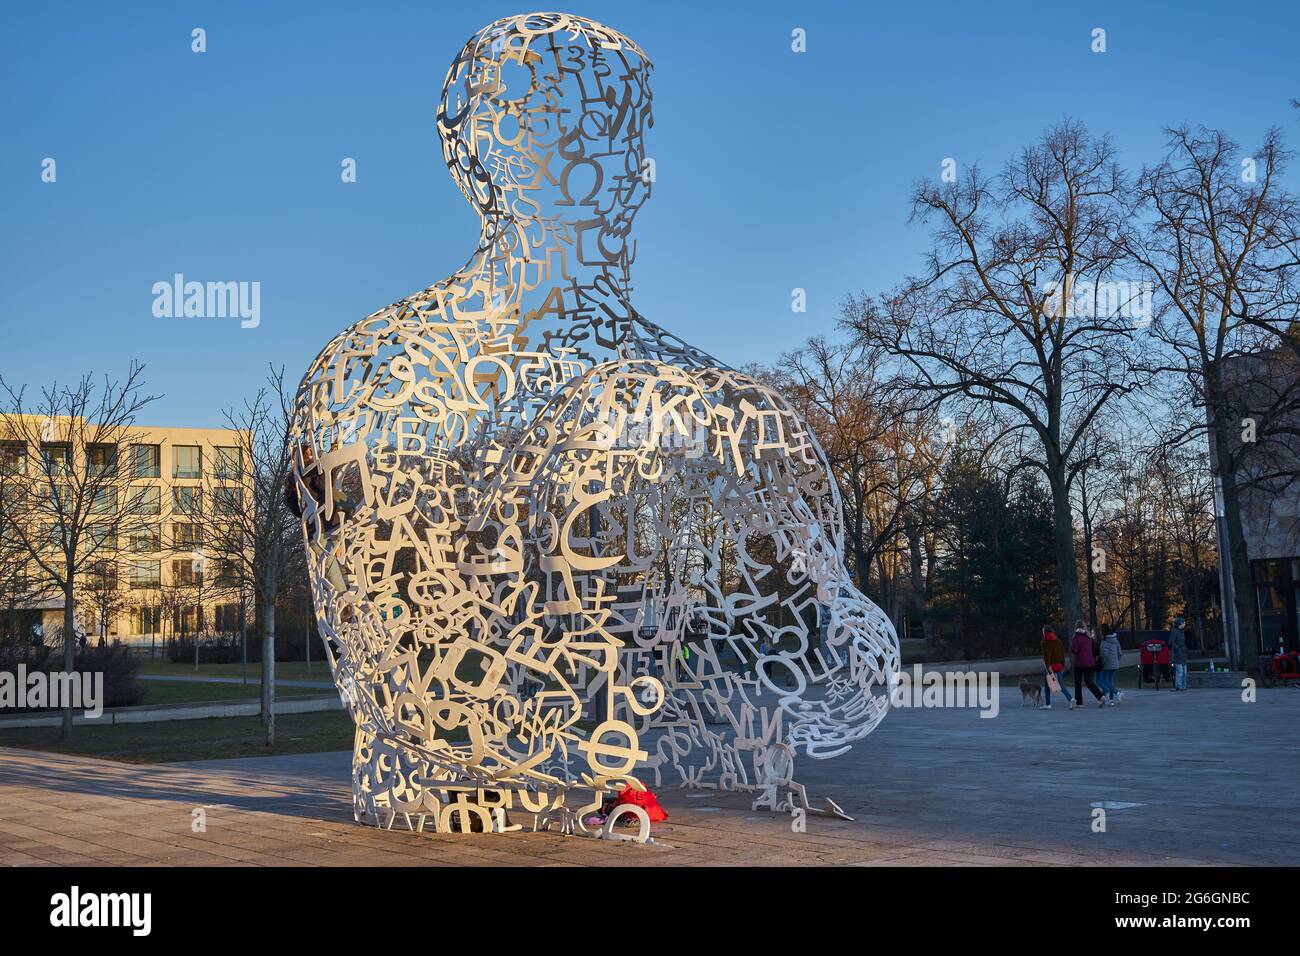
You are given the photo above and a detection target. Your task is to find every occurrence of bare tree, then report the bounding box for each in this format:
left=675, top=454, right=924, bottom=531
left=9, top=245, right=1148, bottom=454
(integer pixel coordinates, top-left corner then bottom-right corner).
left=154, top=579, right=188, bottom=655
left=0, top=461, right=37, bottom=644
left=1150, top=438, right=1218, bottom=651
left=205, top=367, right=298, bottom=745
left=1066, top=417, right=1127, bottom=631
left=900, top=462, right=941, bottom=645
left=845, top=119, right=1153, bottom=631
left=1126, top=124, right=1300, bottom=666
left=765, top=340, right=929, bottom=601
left=75, top=556, right=128, bottom=646
left=0, top=363, right=158, bottom=737
left=1093, top=450, right=1157, bottom=635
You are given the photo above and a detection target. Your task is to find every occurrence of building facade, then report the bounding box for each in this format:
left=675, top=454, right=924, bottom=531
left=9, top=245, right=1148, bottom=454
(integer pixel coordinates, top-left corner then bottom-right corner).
left=0, top=420, right=251, bottom=648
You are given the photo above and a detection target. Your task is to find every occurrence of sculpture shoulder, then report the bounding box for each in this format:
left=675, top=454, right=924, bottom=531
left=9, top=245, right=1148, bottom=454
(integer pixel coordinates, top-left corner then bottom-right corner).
left=622, top=313, right=725, bottom=372
left=292, top=273, right=483, bottom=428
left=301, top=290, right=466, bottom=380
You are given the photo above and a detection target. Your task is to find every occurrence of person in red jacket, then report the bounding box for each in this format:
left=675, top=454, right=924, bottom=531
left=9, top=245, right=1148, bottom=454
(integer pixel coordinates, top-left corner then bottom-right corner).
left=1040, top=626, right=1068, bottom=709
left=1070, top=621, right=1106, bottom=708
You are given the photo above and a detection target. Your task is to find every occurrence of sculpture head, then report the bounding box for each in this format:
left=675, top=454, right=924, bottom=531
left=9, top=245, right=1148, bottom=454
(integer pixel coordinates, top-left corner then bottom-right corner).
left=437, top=13, right=653, bottom=263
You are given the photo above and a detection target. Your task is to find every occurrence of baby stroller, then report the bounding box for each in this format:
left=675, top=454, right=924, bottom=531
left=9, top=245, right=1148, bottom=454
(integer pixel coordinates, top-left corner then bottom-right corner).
left=1138, top=638, right=1172, bottom=689
left=1258, top=651, right=1300, bottom=688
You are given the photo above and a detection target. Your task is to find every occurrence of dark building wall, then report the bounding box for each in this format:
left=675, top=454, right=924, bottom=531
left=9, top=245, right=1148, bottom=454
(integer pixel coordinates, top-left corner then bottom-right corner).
left=1214, top=347, right=1300, bottom=653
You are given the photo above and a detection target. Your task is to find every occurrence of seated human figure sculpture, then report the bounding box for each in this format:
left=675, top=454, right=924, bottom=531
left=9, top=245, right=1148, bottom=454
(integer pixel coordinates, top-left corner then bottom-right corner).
left=288, top=11, right=900, bottom=839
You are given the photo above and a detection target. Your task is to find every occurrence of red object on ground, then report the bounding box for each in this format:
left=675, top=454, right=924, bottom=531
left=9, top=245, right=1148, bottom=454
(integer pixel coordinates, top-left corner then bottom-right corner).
left=1263, top=651, right=1300, bottom=683
left=613, top=785, right=668, bottom=822
left=1139, top=638, right=1172, bottom=688
left=1140, top=640, right=1170, bottom=667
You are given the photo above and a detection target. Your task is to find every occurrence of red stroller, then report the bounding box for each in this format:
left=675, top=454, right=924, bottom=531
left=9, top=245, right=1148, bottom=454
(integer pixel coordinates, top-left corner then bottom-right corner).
left=1138, top=638, right=1172, bottom=688
left=1258, top=651, right=1300, bottom=687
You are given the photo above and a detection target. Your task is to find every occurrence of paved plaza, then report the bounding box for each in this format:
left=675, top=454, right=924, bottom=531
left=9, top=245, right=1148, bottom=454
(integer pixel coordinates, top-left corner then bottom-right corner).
left=1, top=685, right=1296, bottom=866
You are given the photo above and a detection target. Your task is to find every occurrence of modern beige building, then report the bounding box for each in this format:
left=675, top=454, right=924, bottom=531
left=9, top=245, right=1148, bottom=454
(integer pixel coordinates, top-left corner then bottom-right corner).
left=0, top=419, right=251, bottom=647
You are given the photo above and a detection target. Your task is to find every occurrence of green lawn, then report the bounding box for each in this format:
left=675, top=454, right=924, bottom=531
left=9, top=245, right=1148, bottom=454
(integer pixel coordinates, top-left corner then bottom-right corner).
left=0, top=710, right=356, bottom=763
left=899, top=638, right=928, bottom=662
left=135, top=659, right=332, bottom=681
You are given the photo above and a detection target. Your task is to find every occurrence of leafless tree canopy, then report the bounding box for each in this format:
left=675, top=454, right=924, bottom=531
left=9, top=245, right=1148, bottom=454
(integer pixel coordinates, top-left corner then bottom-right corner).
left=0, top=362, right=158, bottom=736
left=845, top=120, right=1156, bottom=630
left=1125, top=124, right=1300, bottom=664
left=202, top=366, right=298, bottom=744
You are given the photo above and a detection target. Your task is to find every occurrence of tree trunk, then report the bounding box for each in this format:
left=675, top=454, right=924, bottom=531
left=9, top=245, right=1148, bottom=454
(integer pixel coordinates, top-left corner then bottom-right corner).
left=854, top=544, right=869, bottom=598
left=1190, top=550, right=1206, bottom=652
left=1046, top=460, right=1084, bottom=633
left=1080, top=474, right=1099, bottom=629
left=261, top=596, right=276, bottom=745
left=905, top=527, right=936, bottom=643
left=61, top=584, right=76, bottom=740
left=1208, top=406, right=1259, bottom=669
left=850, top=503, right=869, bottom=595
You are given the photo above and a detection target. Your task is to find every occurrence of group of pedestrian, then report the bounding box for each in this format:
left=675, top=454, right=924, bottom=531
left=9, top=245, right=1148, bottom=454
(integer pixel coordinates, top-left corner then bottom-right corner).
left=1039, top=622, right=1124, bottom=710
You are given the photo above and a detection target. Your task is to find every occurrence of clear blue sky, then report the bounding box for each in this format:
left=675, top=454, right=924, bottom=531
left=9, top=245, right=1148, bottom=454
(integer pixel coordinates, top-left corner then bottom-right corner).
left=3, top=0, right=1297, bottom=427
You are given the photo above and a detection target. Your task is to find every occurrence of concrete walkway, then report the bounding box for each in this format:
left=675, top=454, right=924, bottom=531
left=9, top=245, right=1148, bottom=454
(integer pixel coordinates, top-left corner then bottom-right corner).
left=1, top=684, right=1296, bottom=866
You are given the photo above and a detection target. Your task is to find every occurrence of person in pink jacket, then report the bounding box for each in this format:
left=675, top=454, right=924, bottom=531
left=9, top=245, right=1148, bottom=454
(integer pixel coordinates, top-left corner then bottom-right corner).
left=1070, top=621, right=1106, bottom=708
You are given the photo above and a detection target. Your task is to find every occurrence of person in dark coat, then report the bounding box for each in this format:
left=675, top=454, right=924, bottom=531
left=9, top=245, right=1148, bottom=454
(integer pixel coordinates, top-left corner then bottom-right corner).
left=1169, top=616, right=1189, bottom=690
left=1070, top=621, right=1106, bottom=708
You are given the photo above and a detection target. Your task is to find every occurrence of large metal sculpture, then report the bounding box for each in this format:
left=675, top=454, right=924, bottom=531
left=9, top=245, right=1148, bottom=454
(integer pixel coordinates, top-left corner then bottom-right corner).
left=289, top=12, right=899, bottom=840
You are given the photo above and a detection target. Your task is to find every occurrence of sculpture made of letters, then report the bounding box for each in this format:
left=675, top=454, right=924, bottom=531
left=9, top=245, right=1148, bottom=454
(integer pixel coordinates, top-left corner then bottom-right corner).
left=289, top=12, right=899, bottom=839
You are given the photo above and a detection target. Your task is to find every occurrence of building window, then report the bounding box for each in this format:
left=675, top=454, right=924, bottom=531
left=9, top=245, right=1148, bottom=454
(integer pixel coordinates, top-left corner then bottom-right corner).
left=131, top=606, right=161, bottom=635
left=215, top=603, right=241, bottom=632
left=87, top=523, right=116, bottom=552
left=86, top=443, right=118, bottom=477
left=128, top=485, right=161, bottom=515
left=89, top=487, right=117, bottom=514
left=173, top=605, right=200, bottom=636
left=172, top=522, right=201, bottom=550
left=0, top=441, right=25, bottom=475
left=88, top=559, right=117, bottom=589
left=43, top=484, right=71, bottom=512
left=173, top=445, right=201, bottom=479
left=215, top=560, right=240, bottom=587
left=214, top=446, right=241, bottom=479
left=172, top=558, right=201, bottom=587
left=172, top=486, right=200, bottom=515
left=40, top=442, right=71, bottom=475
left=0, top=483, right=25, bottom=515
left=213, top=486, right=242, bottom=515
left=128, top=523, right=161, bottom=553
left=129, top=444, right=161, bottom=478
left=128, top=560, right=161, bottom=589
